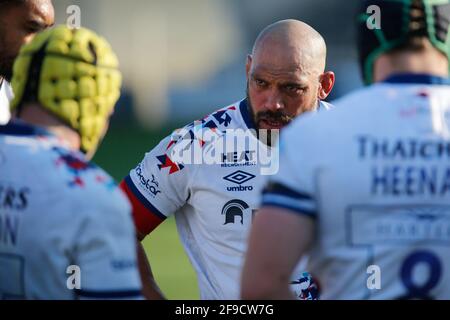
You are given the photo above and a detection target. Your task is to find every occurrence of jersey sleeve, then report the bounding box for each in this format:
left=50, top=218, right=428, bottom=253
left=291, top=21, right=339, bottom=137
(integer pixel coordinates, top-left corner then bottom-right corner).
left=120, top=133, right=192, bottom=236
left=73, top=187, right=143, bottom=300
left=261, top=123, right=319, bottom=219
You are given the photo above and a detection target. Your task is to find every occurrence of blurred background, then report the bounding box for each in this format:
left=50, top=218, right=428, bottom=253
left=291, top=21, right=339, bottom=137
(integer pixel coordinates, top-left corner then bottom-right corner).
left=53, top=0, right=363, bottom=299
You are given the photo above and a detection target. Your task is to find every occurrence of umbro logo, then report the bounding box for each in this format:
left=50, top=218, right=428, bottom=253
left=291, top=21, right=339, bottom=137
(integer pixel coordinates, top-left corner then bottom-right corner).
left=223, top=170, right=255, bottom=192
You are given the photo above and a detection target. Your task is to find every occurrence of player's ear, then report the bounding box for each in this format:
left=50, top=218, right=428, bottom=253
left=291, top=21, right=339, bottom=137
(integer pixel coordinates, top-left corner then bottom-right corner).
left=318, top=71, right=335, bottom=100
left=246, top=55, right=253, bottom=81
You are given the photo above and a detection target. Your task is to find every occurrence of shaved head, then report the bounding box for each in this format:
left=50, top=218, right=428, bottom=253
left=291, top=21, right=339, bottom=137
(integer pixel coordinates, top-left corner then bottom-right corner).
left=252, top=19, right=327, bottom=75
left=245, top=19, right=333, bottom=133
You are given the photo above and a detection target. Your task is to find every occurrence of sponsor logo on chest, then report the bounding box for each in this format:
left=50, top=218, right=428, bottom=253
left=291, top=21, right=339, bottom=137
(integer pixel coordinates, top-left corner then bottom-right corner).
left=223, top=170, right=256, bottom=192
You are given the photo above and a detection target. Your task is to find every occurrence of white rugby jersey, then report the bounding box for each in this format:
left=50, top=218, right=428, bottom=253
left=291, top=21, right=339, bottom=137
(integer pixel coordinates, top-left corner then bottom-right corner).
left=0, top=80, right=12, bottom=125
left=262, top=74, right=450, bottom=299
left=121, top=98, right=331, bottom=299
left=0, top=121, right=142, bottom=299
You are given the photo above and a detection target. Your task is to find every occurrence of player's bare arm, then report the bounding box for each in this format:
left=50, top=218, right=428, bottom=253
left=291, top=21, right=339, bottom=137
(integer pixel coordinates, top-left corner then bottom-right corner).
left=241, top=207, right=315, bottom=300
left=136, top=231, right=166, bottom=300
left=120, top=180, right=167, bottom=300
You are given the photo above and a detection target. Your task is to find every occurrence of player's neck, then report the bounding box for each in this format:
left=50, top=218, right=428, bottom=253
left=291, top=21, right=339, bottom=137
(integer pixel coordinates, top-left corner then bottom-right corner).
left=18, top=103, right=81, bottom=151
left=373, top=50, right=449, bottom=82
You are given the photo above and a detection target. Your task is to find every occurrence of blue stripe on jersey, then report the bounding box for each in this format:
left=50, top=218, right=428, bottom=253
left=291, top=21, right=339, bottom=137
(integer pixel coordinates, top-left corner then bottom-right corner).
left=383, top=73, right=450, bottom=85
left=239, top=99, right=256, bottom=130
left=262, top=193, right=316, bottom=212
left=263, top=182, right=314, bottom=201
left=75, top=288, right=142, bottom=299
left=124, top=175, right=167, bottom=220
left=0, top=120, right=50, bottom=137
left=262, top=194, right=317, bottom=218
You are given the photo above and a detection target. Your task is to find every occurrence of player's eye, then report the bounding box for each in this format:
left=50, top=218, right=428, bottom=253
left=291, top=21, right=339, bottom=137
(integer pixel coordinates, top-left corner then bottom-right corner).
left=26, top=27, right=38, bottom=34
left=285, top=85, right=304, bottom=94
left=25, top=23, right=43, bottom=34
left=254, top=79, right=267, bottom=87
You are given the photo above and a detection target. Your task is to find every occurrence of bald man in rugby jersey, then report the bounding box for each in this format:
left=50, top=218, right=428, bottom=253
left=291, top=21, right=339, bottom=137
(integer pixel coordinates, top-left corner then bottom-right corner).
left=121, top=19, right=335, bottom=300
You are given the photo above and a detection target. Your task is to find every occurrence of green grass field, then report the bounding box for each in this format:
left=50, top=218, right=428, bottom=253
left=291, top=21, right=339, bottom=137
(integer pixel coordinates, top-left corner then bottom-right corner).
left=93, top=122, right=200, bottom=299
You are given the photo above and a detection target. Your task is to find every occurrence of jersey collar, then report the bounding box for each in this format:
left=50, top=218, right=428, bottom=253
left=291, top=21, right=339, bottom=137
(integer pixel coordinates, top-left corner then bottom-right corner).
left=239, top=99, right=256, bottom=130
left=382, top=73, right=450, bottom=85
left=0, top=120, right=51, bottom=137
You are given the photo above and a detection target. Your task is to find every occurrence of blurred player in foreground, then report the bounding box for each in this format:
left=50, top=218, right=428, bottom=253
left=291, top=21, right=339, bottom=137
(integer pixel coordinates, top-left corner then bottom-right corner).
left=0, top=25, right=142, bottom=299
left=242, top=0, right=450, bottom=299
left=120, top=19, right=334, bottom=299
left=0, top=0, right=54, bottom=124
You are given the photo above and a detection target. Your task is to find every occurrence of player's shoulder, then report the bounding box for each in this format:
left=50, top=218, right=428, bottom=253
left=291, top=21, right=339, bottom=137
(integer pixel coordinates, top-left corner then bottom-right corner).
left=279, top=90, right=373, bottom=153
left=290, top=86, right=382, bottom=131
left=145, top=99, right=247, bottom=168
left=192, top=99, right=245, bottom=130
left=50, top=150, right=134, bottom=234
left=50, top=150, right=133, bottom=235
left=332, top=84, right=387, bottom=110
left=1, top=122, right=125, bottom=203
left=1, top=122, right=131, bottom=225
left=166, top=99, right=245, bottom=144
left=0, top=121, right=67, bottom=174
left=50, top=147, right=129, bottom=209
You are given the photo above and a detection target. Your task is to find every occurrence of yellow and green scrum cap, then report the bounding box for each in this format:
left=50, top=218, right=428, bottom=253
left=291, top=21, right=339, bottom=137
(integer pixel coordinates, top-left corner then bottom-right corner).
left=10, top=25, right=122, bottom=153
